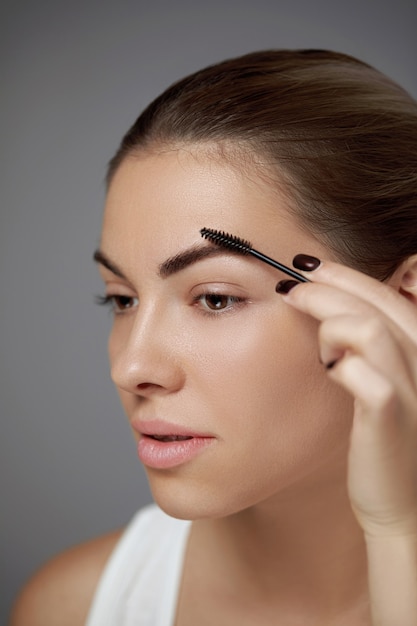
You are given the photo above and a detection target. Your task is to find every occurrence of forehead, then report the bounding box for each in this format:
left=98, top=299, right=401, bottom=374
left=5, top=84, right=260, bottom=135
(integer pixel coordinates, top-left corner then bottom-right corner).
left=104, top=147, right=286, bottom=224
left=100, top=148, right=312, bottom=271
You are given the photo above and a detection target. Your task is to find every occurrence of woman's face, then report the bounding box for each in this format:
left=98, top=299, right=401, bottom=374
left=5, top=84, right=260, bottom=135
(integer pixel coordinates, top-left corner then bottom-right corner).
left=97, top=146, right=353, bottom=519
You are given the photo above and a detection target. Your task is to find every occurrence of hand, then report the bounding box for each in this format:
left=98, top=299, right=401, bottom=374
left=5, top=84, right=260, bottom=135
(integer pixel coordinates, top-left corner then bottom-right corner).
left=279, top=258, right=417, bottom=538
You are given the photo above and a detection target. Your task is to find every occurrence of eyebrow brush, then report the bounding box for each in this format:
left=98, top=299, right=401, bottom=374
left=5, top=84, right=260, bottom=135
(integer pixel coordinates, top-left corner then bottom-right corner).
left=200, top=228, right=310, bottom=283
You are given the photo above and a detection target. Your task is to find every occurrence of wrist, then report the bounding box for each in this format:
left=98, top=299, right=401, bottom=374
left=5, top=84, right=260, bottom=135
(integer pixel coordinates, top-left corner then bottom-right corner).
left=365, top=530, right=417, bottom=626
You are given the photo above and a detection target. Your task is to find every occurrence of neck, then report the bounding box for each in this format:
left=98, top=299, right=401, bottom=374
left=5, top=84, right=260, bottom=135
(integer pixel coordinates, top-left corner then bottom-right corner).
left=190, top=463, right=370, bottom=621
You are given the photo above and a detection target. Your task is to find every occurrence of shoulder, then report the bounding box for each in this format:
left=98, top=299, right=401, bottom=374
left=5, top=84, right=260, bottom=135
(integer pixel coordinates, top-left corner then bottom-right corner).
left=9, top=529, right=122, bottom=626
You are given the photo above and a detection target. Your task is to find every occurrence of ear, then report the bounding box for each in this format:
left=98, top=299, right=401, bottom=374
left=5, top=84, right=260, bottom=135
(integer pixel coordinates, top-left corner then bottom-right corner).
left=388, top=254, right=417, bottom=304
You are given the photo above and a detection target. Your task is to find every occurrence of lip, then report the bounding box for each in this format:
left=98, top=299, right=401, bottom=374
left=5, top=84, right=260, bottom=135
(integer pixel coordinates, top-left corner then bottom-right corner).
left=133, top=418, right=212, bottom=438
left=132, top=418, right=216, bottom=469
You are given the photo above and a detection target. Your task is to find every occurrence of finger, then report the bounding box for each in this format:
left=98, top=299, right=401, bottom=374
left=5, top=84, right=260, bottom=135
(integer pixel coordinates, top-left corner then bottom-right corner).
left=318, top=314, right=416, bottom=383
left=283, top=281, right=417, bottom=376
left=288, top=260, right=417, bottom=342
left=328, top=353, right=416, bottom=439
left=339, top=356, right=417, bottom=526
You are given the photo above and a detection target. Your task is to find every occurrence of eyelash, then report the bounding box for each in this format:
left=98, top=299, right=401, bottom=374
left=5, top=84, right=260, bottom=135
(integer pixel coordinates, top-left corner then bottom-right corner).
left=95, top=294, right=138, bottom=314
left=96, top=292, right=247, bottom=317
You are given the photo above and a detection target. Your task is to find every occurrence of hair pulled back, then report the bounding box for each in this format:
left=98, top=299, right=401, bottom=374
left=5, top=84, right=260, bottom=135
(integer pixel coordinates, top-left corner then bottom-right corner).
left=108, top=49, right=417, bottom=279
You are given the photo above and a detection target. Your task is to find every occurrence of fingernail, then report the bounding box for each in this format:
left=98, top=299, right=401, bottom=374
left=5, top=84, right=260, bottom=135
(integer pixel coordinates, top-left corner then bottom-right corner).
left=293, top=254, right=321, bottom=271
left=275, top=279, right=300, bottom=294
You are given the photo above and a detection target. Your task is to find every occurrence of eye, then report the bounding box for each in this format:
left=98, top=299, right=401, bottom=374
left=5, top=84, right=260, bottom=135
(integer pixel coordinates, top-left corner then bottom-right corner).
left=96, top=294, right=138, bottom=314
left=195, top=293, right=245, bottom=314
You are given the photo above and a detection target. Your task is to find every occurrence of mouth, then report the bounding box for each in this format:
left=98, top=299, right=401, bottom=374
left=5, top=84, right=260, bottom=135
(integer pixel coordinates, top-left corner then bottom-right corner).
left=146, top=434, right=194, bottom=443
left=133, top=419, right=215, bottom=469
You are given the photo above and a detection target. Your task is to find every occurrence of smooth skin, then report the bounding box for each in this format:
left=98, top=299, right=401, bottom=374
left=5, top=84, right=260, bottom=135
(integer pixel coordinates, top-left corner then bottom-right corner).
left=10, top=146, right=417, bottom=626
left=9, top=530, right=121, bottom=626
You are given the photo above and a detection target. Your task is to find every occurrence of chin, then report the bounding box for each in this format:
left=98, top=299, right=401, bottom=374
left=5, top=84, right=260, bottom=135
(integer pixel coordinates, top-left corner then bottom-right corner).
left=145, top=470, right=250, bottom=521
left=149, top=484, right=226, bottom=521
left=146, top=469, right=286, bottom=522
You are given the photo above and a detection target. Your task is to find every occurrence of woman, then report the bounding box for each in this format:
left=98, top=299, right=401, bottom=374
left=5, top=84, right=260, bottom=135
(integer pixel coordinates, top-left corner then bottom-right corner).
left=11, top=49, right=417, bottom=625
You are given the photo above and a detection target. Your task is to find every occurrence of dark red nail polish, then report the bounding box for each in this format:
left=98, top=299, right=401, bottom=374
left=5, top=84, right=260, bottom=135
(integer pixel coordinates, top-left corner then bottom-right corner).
left=293, top=254, right=321, bottom=271
left=275, top=279, right=299, bottom=294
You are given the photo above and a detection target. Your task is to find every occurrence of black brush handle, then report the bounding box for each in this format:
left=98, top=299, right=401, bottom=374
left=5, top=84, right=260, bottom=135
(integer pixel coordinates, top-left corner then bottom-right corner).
left=247, top=248, right=310, bottom=282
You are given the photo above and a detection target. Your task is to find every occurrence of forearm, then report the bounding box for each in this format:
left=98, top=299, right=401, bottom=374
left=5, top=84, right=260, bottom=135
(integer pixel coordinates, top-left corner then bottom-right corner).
left=366, top=533, right=417, bottom=626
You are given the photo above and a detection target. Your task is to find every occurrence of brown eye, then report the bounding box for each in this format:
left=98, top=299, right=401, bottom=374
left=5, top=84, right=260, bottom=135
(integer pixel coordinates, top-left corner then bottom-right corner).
left=204, top=294, right=230, bottom=310
left=113, top=295, right=136, bottom=311
left=196, top=293, right=244, bottom=314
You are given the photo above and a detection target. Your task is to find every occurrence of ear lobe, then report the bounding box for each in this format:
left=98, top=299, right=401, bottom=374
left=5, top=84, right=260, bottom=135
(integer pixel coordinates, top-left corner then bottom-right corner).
left=392, top=254, right=417, bottom=304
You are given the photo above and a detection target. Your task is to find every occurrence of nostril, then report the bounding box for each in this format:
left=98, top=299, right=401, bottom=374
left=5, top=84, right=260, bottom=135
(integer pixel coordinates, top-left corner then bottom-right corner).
left=136, top=382, right=157, bottom=390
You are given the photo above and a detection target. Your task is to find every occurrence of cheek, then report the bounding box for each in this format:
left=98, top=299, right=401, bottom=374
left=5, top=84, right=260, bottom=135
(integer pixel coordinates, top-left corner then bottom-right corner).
left=108, top=321, right=122, bottom=362
left=193, top=308, right=353, bottom=488
left=108, top=326, right=121, bottom=383
left=193, top=305, right=320, bottom=419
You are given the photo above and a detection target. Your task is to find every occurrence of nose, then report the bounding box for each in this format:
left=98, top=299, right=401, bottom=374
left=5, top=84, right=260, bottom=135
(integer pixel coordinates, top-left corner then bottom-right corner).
left=110, top=305, right=185, bottom=398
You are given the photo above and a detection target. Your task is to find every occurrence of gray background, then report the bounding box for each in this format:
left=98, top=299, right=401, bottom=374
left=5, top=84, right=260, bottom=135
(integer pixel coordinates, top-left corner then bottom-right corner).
left=2, top=0, right=416, bottom=621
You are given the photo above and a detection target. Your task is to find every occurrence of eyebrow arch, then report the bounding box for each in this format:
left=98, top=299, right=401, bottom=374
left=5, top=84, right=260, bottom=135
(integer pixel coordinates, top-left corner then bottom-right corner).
left=158, top=245, right=236, bottom=278
left=93, top=245, right=240, bottom=281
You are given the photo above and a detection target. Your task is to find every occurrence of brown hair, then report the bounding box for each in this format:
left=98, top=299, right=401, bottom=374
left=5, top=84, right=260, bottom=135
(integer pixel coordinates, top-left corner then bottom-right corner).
left=107, top=49, right=417, bottom=279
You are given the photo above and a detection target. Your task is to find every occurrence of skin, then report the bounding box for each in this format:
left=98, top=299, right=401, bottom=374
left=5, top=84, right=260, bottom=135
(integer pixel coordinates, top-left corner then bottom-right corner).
left=9, top=530, right=121, bottom=626
left=10, top=145, right=417, bottom=626
left=101, top=149, right=355, bottom=522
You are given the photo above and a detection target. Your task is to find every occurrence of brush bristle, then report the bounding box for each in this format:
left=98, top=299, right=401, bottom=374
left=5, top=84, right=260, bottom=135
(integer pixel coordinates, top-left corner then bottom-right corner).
left=200, top=228, right=252, bottom=253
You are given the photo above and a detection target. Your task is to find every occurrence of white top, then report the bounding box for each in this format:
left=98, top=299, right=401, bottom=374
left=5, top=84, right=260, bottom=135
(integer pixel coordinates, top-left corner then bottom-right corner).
left=85, top=504, right=192, bottom=626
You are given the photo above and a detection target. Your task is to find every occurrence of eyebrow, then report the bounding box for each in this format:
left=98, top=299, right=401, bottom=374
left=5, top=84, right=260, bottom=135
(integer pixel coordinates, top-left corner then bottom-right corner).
left=159, top=245, right=235, bottom=278
left=93, top=244, right=239, bottom=280
left=93, top=250, right=127, bottom=279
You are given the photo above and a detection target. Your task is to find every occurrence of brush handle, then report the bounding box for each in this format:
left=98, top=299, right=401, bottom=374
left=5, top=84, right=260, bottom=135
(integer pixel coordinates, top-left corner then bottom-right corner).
left=249, top=248, right=310, bottom=282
